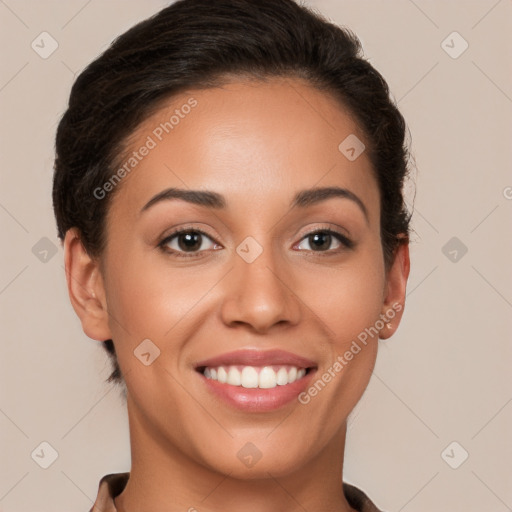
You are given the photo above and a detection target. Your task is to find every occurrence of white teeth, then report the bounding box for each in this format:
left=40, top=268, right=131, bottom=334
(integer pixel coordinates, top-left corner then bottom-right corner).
left=227, top=366, right=241, bottom=386
left=202, top=365, right=308, bottom=388
left=217, top=366, right=227, bottom=383
left=259, top=366, right=277, bottom=388
left=276, top=367, right=288, bottom=385
left=241, top=367, right=259, bottom=388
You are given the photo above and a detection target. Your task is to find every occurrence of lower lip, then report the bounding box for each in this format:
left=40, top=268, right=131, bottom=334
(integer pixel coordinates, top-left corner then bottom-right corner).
left=198, top=370, right=316, bottom=412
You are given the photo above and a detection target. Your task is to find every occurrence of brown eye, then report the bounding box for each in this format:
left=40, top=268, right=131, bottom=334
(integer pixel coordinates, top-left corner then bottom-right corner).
left=176, top=232, right=203, bottom=252
left=307, top=231, right=332, bottom=251
left=296, top=229, right=353, bottom=252
left=159, top=229, right=219, bottom=257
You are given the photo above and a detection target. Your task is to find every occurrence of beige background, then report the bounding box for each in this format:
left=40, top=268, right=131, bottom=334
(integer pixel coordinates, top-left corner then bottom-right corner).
left=1, top=1, right=511, bottom=511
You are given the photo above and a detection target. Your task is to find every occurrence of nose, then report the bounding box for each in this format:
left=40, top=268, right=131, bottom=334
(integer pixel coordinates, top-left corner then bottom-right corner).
left=220, top=244, right=301, bottom=334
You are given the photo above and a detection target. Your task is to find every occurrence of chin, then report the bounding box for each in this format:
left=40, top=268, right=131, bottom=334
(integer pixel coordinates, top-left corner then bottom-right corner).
left=196, top=440, right=312, bottom=480
left=213, top=458, right=302, bottom=480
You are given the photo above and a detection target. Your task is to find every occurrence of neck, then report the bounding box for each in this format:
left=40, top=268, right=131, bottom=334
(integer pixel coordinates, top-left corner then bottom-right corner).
left=115, top=394, right=357, bottom=512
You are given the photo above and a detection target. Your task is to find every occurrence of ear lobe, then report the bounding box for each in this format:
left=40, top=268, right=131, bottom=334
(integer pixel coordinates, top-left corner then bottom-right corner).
left=379, top=241, right=410, bottom=340
left=63, top=228, right=112, bottom=342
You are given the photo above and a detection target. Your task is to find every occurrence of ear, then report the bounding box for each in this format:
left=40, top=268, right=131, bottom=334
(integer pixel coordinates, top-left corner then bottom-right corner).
left=63, top=228, right=112, bottom=342
left=379, top=240, right=410, bottom=340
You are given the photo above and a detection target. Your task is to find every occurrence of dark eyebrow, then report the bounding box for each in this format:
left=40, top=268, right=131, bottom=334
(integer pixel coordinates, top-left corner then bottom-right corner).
left=140, top=186, right=368, bottom=222
left=291, top=186, right=368, bottom=222
left=140, top=188, right=226, bottom=213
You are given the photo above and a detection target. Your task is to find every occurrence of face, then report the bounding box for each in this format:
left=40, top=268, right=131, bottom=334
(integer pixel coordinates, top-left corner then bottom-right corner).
left=66, top=77, right=409, bottom=479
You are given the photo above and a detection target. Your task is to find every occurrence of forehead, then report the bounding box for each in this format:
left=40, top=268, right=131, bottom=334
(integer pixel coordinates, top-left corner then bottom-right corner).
left=108, top=77, right=379, bottom=223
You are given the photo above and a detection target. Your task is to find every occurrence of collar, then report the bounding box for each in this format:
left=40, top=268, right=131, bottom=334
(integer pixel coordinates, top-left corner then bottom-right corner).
left=89, top=472, right=384, bottom=512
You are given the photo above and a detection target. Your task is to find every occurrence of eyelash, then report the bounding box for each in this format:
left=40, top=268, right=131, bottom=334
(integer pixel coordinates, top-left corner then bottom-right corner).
left=157, top=226, right=354, bottom=259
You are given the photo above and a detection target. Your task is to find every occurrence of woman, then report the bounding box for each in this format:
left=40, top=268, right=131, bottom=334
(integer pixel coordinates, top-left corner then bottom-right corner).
left=52, top=0, right=411, bottom=510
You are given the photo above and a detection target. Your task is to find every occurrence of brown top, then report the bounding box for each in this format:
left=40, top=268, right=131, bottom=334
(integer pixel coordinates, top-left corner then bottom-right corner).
left=89, top=472, right=385, bottom=512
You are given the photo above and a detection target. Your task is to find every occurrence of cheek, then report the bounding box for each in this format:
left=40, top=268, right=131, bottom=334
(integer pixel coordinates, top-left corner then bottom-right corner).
left=297, top=256, right=384, bottom=422
left=103, top=248, right=210, bottom=335
left=299, top=245, right=385, bottom=342
left=101, top=248, right=229, bottom=382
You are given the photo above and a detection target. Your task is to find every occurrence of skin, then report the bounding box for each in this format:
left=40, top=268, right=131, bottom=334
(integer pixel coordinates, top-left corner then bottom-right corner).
left=64, top=77, right=410, bottom=512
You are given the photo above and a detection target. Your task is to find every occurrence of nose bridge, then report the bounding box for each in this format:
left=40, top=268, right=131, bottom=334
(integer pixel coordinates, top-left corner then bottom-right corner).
left=220, top=235, right=300, bottom=332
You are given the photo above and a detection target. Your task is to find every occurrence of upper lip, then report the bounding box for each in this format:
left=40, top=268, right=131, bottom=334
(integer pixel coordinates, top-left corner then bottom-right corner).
left=194, top=349, right=317, bottom=370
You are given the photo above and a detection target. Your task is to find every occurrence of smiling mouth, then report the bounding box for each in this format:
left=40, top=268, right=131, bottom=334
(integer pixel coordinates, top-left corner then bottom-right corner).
left=196, top=365, right=313, bottom=389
